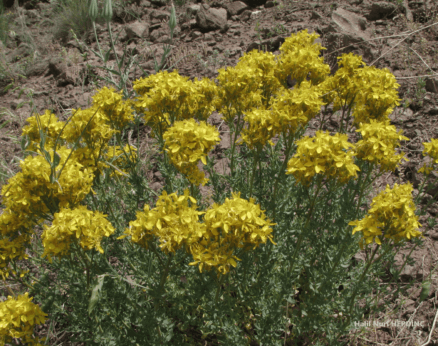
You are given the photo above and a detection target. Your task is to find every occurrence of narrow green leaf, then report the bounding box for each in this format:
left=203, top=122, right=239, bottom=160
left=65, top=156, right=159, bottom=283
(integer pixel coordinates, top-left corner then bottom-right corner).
left=88, top=275, right=106, bottom=315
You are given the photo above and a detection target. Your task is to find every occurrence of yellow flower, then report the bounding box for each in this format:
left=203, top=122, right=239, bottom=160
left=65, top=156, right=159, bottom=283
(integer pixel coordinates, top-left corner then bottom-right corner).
left=271, top=80, right=325, bottom=137
left=163, top=118, right=220, bottom=186
left=131, top=70, right=198, bottom=136
left=118, top=204, right=157, bottom=249
left=90, top=86, right=135, bottom=130
left=179, top=77, right=219, bottom=122
left=235, top=49, right=285, bottom=108
left=21, top=109, right=66, bottom=152
left=0, top=292, right=48, bottom=346
left=349, top=182, right=424, bottom=247
left=418, top=138, right=438, bottom=175
left=0, top=209, right=32, bottom=279
left=62, top=106, right=116, bottom=150
left=355, top=119, right=410, bottom=172
left=317, top=52, right=401, bottom=127
left=189, top=192, right=276, bottom=277
left=1, top=146, right=95, bottom=218
left=237, top=107, right=280, bottom=150
left=41, top=205, right=115, bottom=263
left=119, top=189, right=206, bottom=255
left=275, top=29, right=330, bottom=87
left=215, top=64, right=264, bottom=123
left=286, top=130, right=360, bottom=187
left=352, top=65, right=401, bottom=126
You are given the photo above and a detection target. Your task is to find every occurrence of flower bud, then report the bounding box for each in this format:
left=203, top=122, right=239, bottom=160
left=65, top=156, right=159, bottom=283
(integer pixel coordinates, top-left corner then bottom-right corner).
left=168, top=2, right=177, bottom=32
left=102, top=0, right=113, bottom=23
left=88, top=0, right=98, bottom=23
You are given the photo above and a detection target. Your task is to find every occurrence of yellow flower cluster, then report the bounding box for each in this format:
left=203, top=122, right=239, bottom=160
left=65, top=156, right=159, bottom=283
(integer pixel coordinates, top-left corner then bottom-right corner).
left=238, top=108, right=279, bottom=150
left=352, top=66, right=401, bottom=126
left=214, top=64, right=264, bottom=124
left=120, top=190, right=275, bottom=276
left=90, top=86, right=135, bottom=131
left=275, top=29, right=330, bottom=87
left=131, top=70, right=219, bottom=137
left=62, top=106, right=116, bottom=150
left=119, top=189, right=205, bottom=254
left=41, top=205, right=115, bottom=263
left=1, top=87, right=136, bottom=279
left=349, top=182, right=423, bottom=248
left=0, top=147, right=94, bottom=277
left=319, top=52, right=365, bottom=108
left=0, top=292, right=48, bottom=346
left=189, top=192, right=276, bottom=276
left=163, top=119, right=220, bottom=186
left=319, top=53, right=401, bottom=127
left=271, top=80, right=325, bottom=136
left=21, top=109, right=65, bottom=152
left=233, top=49, right=284, bottom=108
left=355, top=119, right=409, bottom=172
left=0, top=210, right=32, bottom=280
left=418, top=138, right=438, bottom=175
left=286, top=130, right=360, bottom=187
left=2, top=146, right=94, bottom=217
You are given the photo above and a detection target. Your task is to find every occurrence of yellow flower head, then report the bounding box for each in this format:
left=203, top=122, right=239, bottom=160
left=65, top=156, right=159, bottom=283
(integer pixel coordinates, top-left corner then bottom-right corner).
left=317, top=52, right=365, bottom=107
left=91, top=86, right=135, bottom=130
left=276, top=29, right=330, bottom=87
left=189, top=192, right=276, bottom=277
left=0, top=209, right=32, bottom=280
left=236, top=49, right=285, bottom=107
left=41, top=205, right=115, bottom=263
left=271, top=80, right=325, bottom=136
left=1, top=146, right=95, bottom=217
left=21, top=109, right=66, bottom=152
left=355, top=119, right=410, bottom=172
left=238, top=108, right=280, bottom=150
left=0, top=292, right=48, bottom=346
left=349, top=182, right=423, bottom=247
left=418, top=138, right=438, bottom=175
left=62, top=106, right=116, bottom=149
left=119, top=189, right=206, bottom=255
left=352, top=66, right=401, bottom=126
left=131, top=70, right=196, bottom=135
left=179, top=77, right=219, bottom=122
left=163, top=118, right=220, bottom=186
left=215, top=64, right=264, bottom=122
left=286, top=130, right=360, bottom=186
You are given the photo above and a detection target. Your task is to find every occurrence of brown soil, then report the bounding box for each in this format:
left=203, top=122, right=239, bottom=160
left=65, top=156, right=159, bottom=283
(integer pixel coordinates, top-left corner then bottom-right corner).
left=0, top=0, right=438, bottom=345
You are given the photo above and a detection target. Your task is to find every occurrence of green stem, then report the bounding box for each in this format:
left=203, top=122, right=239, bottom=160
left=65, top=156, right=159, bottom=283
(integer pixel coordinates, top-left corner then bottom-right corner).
left=414, top=164, right=437, bottom=206
left=336, top=244, right=379, bottom=340
left=272, top=129, right=298, bottom=223
left=71, top=240, right=93, bottom=290
left=229, top=112, right=244, bottom=184
left=351, top=162, right=375, bottom=218
left=249, top=147, right=261, bottom=198
left=285, top=176, right=325, bottom=289
left=343, top=239, right=396, bottom=334
left=155, top=253, right=173, bottom=308
left=148, top=241, right=165, bottom=269
left=214, top=274, right=227, bottom=307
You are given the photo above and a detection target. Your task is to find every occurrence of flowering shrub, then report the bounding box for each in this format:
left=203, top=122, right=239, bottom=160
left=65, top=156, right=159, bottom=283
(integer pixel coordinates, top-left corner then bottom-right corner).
left=0, top=26, right=437, bottom=346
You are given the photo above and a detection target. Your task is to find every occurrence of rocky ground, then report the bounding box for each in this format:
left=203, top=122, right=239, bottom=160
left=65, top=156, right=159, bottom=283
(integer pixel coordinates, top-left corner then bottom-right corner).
left=0, top=0, right=438, bottom=344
